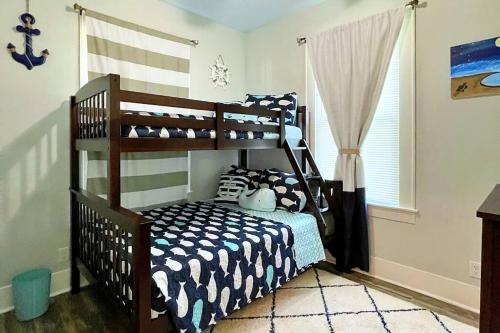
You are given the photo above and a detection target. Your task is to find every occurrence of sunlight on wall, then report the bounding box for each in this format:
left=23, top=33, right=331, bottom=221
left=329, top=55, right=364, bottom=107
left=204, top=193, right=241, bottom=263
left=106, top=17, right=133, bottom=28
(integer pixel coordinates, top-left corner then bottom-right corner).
left=4, top=124, right=59, bottom=223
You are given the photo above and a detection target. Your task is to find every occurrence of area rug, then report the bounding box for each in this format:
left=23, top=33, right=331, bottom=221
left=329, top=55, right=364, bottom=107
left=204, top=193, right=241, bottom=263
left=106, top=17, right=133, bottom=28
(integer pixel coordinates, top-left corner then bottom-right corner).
left=204, top=268, right=477, bottom=333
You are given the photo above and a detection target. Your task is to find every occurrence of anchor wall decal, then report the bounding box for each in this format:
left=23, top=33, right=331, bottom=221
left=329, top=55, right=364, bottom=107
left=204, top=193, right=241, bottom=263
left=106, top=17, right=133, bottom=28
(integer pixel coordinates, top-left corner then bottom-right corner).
left=7, top=13, right=49, bottom=70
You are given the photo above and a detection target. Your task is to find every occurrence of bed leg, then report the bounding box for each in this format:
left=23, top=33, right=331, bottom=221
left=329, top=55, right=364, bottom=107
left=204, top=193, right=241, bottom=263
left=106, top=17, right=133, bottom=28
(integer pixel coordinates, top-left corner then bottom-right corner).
left=70, top=191, right=80, bottom=294
left=71, top=264, right=81, bottom=294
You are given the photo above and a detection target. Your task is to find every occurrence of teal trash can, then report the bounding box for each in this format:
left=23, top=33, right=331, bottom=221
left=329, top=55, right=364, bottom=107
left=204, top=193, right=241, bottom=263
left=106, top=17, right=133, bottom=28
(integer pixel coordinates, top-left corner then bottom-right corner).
left=12, top=269, right=51, bottom=321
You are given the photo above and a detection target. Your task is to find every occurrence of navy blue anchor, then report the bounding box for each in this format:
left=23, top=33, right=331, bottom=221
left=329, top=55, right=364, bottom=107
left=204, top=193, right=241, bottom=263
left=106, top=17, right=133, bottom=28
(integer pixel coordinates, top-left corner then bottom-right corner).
left=7, top=13, right=49, bottom=70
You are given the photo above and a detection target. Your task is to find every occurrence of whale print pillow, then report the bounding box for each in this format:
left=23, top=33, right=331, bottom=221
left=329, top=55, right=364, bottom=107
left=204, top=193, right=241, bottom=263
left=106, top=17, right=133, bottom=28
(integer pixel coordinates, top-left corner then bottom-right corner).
left=244, top=93, right=298, bottom=125
left=227, top=165, right=262, bottom=190
left=261, top=169, right=306, bottom=213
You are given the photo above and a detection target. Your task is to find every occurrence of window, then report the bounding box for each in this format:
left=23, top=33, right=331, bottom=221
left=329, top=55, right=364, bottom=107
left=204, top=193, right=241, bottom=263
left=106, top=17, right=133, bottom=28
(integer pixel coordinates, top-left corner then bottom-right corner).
left=362, top=46, right=400, bottom=207
left=313, top=87, right=337, bottom=181
left=310, top=12, right=415, bottom=209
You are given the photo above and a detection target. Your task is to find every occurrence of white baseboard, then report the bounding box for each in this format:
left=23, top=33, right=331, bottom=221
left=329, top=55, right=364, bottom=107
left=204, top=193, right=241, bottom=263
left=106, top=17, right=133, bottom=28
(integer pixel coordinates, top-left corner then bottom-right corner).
left=354, top=256, right=480, bottom=313
left=0, top=268, right=89, bottom=314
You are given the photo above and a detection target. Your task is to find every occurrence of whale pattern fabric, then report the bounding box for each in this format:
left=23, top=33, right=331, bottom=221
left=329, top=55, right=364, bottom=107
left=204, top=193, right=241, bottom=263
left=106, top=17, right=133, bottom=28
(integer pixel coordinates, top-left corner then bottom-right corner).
left=216, top=203, right=325, bottom=269
left=121, top=111, right=281, bottom=139
left=261, top=169, right=306, bottom=213
left=226, top=165, right=263, bottom=190
left=244, top=93, right=298, bottom=125
left=141, top=202, right=298, bottom=333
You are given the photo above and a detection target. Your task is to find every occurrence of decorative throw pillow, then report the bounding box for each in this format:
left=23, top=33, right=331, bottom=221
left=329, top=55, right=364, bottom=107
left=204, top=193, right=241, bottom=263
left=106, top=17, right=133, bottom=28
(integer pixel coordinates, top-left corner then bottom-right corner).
left=238, top=186, right=276, bottom=212
left=244, top=93, right=298, bottom=125
left=213, top=172, right=250, bottom=204
left=261, top=169, right=307, bottom=213
left=227, top=165, right=262, bottom=190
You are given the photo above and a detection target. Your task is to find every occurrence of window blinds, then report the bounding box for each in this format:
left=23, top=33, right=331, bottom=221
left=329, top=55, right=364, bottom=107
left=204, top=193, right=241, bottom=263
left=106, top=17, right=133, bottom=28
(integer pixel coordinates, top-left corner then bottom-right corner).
left=362, top=45, right=400, bottom=207
left=314, top=88, right=337, bottom=181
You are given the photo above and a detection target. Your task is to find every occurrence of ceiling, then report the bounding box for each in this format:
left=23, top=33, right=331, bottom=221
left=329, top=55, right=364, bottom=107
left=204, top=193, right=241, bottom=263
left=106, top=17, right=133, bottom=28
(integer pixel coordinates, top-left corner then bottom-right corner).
left=162, top=0, right=327, bottom=32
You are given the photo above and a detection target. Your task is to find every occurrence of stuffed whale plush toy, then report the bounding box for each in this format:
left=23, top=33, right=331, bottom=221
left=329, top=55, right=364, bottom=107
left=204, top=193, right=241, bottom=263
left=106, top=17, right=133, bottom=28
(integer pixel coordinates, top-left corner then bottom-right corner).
left=238, top=186, right=276, bottom=212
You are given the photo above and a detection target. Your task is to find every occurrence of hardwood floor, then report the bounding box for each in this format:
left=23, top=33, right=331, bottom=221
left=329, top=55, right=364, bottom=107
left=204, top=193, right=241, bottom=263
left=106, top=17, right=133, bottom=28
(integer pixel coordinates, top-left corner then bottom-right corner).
left=0, top=268, right=479, bottom=333
left=0, top=288, right=132, bottom=333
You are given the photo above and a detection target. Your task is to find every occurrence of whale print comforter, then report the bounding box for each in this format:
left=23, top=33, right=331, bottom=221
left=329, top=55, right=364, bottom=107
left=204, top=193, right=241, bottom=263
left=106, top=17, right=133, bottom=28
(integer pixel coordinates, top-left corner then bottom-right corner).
left=122, top=111, right=280, bottom=139
left=141, top=202, right=298, bottom=333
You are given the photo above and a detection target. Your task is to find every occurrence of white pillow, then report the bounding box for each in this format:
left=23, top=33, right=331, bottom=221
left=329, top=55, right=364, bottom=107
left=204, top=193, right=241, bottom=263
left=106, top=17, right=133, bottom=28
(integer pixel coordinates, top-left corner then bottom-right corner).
left=238, top=187, right=276, bottom=212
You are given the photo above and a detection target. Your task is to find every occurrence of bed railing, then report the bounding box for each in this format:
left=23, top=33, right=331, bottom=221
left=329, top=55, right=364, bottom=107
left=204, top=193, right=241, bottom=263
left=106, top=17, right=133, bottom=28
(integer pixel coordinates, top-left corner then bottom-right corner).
left=74, top=75, right=111, bottom=140
left=71, top=74, right=289, bottom=152
left=70, top=188, right=166, bottom=331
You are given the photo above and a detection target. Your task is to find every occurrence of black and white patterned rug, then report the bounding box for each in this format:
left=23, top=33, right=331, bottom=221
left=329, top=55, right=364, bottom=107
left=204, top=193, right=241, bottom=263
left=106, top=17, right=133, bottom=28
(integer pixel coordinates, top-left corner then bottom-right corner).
left=205, top=268, right=477, bottom=333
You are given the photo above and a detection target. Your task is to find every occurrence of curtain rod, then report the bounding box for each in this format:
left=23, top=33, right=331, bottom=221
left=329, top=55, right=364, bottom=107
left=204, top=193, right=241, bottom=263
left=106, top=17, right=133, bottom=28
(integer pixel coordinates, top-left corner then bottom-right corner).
left=72, top=3, right=200, bottom=47
left=296, top=0, right=425, bottom=46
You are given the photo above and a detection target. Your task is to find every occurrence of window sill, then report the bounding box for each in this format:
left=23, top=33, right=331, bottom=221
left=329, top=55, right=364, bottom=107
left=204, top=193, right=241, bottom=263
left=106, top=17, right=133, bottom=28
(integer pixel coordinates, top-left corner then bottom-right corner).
left=367, top=204, right=418, bottom=224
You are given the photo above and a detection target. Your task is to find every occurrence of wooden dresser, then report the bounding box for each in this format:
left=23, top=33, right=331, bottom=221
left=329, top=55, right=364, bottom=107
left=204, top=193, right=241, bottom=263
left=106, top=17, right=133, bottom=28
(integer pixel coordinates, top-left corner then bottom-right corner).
left=477, top=184, right=500, bottom=333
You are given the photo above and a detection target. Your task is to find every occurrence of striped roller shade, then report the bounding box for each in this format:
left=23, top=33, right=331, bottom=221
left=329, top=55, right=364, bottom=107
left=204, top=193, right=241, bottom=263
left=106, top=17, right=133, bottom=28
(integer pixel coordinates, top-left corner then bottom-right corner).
left=80, top=9, right=192, bottom=210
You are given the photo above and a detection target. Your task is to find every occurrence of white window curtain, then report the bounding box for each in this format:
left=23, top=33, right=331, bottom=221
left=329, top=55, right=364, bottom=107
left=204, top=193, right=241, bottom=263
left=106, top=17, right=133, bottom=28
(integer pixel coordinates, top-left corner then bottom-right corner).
left=313, top=11, right=416, bottom=209
left=307, top=8, right=405, bottom=271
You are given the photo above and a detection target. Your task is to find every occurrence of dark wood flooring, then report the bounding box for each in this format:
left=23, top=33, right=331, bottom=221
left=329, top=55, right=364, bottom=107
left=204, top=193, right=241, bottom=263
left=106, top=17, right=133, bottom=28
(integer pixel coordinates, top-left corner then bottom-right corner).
left=0, top=267, right=479, bottom=333
left=0, top=288, right=132, bottom=333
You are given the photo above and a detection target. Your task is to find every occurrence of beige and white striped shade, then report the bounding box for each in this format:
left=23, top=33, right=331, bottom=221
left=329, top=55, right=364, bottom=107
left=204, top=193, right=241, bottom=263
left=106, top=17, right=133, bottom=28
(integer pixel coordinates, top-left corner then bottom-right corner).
left=81, top=9, right=191, bottom=210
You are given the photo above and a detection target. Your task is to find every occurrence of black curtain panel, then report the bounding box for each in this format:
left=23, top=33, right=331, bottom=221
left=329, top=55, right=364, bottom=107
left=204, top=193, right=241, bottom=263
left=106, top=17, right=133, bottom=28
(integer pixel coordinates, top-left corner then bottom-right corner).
left=329, top=181, right=369, bottom=272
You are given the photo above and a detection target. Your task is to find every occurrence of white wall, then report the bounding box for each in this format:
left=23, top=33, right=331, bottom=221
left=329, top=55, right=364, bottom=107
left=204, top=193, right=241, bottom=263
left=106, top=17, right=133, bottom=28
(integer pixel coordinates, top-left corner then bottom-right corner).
left=246, top=0, right=500, bottom=310
left=0, top=0, right=246, bottom=292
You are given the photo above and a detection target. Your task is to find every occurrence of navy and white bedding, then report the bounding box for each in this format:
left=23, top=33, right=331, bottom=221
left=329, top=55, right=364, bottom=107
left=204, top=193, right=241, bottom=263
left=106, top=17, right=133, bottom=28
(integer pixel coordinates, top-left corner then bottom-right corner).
left=245, top=93, right=298, bottom=125
left=122, top=111, right=278, bottom=139
left=141, top=202, right=298, bottom=333
left=120, top=111, right=303, bottom=141
left=214, top=203, right=325, bottom=270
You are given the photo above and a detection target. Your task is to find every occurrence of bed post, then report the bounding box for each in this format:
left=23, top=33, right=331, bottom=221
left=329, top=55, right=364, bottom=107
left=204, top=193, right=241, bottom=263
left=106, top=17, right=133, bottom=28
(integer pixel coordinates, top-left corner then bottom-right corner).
left=133, top=223, right=153, bottom=332
left=298, top=106, right=307, bottom=173
left=239, top=150, right=249, bottom=168
left=279, top=108, right=286, bottom=148
left=107, top=74, right=121, bottom=208
left=215, top=103, right=225, bottom=150
left=70, top=95, right=81, bottom=294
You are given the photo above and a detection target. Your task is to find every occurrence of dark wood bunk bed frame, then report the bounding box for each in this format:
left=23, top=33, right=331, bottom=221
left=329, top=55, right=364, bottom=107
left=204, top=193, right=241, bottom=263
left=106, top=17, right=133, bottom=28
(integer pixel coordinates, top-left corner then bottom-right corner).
left=69, top=74, right=336, bottom=332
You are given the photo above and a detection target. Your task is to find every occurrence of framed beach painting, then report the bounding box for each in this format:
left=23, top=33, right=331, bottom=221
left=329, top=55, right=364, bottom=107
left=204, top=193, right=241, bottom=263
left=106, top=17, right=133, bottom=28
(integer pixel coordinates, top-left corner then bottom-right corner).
left=451, top=36, right=500, bottom=99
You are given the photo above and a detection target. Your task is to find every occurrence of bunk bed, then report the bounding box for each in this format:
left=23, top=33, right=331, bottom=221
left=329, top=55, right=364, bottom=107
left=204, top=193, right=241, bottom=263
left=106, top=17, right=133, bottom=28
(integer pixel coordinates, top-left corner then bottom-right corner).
left=69, top=74, right=337, bottom=333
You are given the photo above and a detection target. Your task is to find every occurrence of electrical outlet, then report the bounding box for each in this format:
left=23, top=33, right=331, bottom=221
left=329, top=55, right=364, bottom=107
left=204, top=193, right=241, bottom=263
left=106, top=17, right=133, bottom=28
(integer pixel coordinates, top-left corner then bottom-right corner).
left=469, top=261, right=481, bottom=279
left=58, top=247, right=70, bottom=263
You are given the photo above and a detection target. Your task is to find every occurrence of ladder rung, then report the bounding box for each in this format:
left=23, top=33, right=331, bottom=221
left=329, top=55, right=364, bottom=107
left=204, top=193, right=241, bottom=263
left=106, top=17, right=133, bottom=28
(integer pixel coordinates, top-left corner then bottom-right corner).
left=290, top=146, right=307, bottom=150
left=306, top=175, right=322, bottom=181
left=319, top=207, right=330, bottom=214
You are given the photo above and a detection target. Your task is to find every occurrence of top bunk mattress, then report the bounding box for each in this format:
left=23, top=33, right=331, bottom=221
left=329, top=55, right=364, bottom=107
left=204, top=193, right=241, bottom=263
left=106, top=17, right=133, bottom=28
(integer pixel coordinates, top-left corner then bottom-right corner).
left=121, top=111, right=302, bottom=141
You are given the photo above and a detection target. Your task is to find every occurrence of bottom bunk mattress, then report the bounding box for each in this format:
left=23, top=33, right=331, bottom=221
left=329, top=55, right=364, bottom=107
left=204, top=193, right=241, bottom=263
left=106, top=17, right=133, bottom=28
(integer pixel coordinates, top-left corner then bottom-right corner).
left=140, top=202, right=299, bottom=333
left=213, top=203, right=325, bottom=269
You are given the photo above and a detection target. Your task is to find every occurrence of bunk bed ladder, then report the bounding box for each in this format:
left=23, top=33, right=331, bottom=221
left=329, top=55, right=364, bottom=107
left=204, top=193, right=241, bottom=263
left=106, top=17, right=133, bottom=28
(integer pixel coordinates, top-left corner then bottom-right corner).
left=284, top=139, right=334, bottom=245
left=299, top=139, right=337, bottom=215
